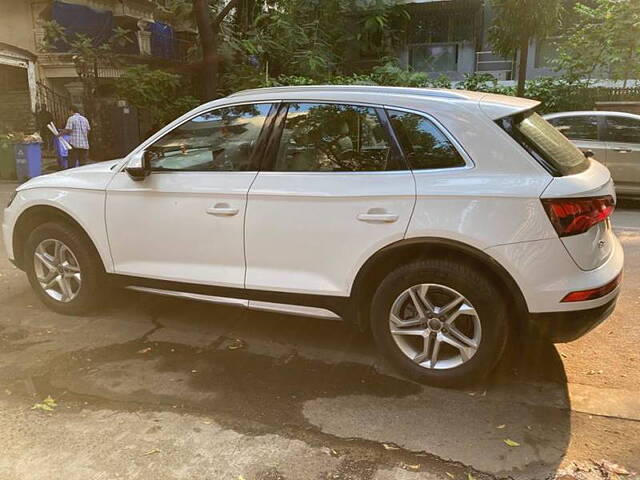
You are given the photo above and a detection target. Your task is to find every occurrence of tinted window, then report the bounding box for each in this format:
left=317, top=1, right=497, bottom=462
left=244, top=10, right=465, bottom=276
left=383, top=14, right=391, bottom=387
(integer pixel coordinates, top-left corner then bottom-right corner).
left=273, top=103, right=401, bottom=172
left=547, top=115, right=599, bottom=141
left=388, top=109, right=466, bottom=170
left=148, top=104, right=272, bottom=171
left=605, top=116, right=640, bottom=144
left=498, top=111, right=588, bottom=176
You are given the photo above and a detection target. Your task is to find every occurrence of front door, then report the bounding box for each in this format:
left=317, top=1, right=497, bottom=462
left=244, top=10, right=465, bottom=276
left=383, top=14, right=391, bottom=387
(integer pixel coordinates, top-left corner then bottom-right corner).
left=244, top=102, right=415, bottom=297
left=106, top=103, right=274, bottom=287
left=603, top=114, right=640, bottom=196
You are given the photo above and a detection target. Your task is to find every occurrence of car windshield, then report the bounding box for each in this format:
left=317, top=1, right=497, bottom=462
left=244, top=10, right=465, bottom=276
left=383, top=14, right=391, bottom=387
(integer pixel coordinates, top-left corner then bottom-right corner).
left=498, top=111, right=589, bottom=176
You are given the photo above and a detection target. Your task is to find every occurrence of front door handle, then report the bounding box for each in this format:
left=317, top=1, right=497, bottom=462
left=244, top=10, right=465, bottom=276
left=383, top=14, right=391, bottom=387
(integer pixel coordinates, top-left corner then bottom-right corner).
left=357, top=210, right=399, bottom=223
left=206, top=203, right=239, bottom=216
left=613, top=148, right=633, bottom=153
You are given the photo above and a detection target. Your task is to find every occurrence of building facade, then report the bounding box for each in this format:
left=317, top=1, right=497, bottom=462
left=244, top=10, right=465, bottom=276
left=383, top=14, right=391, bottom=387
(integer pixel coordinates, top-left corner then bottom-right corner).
left=397, top=0, right=558, bottom=82
left=0, top=0, right=195, bottom=138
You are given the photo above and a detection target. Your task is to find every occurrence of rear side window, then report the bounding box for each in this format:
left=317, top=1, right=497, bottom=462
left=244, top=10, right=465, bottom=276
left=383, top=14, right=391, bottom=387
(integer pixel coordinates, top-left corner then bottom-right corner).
left=498, top=111, right=588, bottom=176
left=273, top=103, right=403, bottom=172
left=605, top=116, right=640, bottom=144
left=547, top=115, right=599, bottom=141
left=387, top=109, right=466, bottom=170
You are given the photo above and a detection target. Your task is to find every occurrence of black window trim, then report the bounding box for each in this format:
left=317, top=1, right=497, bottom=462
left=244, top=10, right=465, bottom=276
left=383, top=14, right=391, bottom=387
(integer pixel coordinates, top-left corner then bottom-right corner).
left=383, top=105, right=475, bottom=172
left=125, top=100, right=280, bottom=174
left=259, top=100, right=410, bottom=173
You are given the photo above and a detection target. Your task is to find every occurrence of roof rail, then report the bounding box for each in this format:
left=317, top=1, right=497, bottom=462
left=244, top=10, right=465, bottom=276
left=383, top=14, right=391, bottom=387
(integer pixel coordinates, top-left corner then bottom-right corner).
left=227, top=85, right=467, bottom=100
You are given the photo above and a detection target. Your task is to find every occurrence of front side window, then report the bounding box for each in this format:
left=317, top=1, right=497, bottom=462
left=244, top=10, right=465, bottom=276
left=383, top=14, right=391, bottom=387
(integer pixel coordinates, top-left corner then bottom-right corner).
left=498, top=111, right=588, bottom=176
left=605, top=116, right=640, bottom=144
left=387, top=109, right=466, bottom=170
left=147, top=103, right=273, bottom=171
left=547, top=115, right=599, bottom=141
left=273, top=103, right=401, bottom=172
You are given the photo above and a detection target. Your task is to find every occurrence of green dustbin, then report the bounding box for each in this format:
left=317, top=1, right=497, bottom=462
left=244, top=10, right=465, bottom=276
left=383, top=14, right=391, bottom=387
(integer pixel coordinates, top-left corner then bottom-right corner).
left=0, top=145, right=17, bottom=180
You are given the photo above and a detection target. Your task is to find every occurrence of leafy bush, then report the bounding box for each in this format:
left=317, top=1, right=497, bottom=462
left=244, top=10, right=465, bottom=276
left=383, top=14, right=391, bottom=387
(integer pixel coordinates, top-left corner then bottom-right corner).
left=115, top=66, right=199, bottom=124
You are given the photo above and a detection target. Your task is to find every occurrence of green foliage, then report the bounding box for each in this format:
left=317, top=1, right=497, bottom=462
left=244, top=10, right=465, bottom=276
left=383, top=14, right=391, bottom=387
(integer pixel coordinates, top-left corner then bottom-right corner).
left=221, top=0, right=408, bottom=87
left=41, top=20, right=132, bottom=59
left=115, top=66, right=200, bottom=124
left=555, top=0, right=640, bottom=85
left=488, top=0, right=562, bottom=57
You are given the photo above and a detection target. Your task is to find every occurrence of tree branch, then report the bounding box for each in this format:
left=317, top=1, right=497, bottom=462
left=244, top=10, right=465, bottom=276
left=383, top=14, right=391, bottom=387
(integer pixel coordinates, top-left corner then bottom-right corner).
left=212, top=0, right=241, bottom=32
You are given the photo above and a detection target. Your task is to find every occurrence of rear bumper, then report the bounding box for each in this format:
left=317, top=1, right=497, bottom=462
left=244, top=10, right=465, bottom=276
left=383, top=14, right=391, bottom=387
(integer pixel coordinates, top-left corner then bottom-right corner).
left=485, top=233, right=624, bottom=313
left=528, top=296, right=618, bottom=343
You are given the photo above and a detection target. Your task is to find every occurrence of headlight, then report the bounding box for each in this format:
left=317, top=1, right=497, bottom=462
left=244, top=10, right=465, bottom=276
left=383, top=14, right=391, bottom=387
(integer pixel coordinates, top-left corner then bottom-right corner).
left=6, top=190, right=17, bottom=208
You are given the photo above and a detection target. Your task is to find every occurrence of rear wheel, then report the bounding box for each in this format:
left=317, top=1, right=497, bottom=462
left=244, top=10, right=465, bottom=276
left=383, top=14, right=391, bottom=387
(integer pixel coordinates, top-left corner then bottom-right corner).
left=371, top=258, right=509, bottom=387
left=25, top=222, right=104, bottom=315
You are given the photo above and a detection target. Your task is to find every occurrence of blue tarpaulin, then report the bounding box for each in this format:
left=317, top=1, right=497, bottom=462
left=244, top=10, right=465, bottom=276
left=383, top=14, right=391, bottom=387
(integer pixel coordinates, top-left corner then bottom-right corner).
left=150, top=22, right=175, bottom=59
left=52, top=1, right=114, bottom=51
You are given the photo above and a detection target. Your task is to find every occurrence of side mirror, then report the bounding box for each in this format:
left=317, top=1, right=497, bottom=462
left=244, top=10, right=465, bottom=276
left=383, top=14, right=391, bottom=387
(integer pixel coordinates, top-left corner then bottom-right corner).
left=125, top=150, right=152, bottom=181
left=583, top=149, right=595, bottom=159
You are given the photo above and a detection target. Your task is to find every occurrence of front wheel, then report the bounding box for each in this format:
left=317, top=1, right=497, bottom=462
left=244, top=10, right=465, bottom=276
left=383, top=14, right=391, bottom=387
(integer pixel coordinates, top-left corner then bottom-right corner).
left=25, top=222, right=104, bottom=315
left=371, top=258, right=509, bottom=387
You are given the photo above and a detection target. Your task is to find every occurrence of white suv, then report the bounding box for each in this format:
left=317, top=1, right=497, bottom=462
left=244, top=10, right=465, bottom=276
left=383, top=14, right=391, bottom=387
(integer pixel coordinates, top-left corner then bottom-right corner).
left=2, top=86, right=624, bottom=386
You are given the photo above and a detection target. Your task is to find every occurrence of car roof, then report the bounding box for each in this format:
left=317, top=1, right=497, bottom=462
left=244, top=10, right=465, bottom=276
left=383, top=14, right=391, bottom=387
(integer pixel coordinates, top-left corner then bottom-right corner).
left=544, top=110, right=640, bottom=120
left=221, top=85, right=539, bottom=120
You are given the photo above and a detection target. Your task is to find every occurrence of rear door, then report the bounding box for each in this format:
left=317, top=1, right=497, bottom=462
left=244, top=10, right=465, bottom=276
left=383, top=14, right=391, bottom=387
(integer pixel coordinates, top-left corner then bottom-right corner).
left=546, top=114, right=607, bottom=164
left=244, top=102, right=415, bottom=297
left=603, top=114, right=640, bottom=196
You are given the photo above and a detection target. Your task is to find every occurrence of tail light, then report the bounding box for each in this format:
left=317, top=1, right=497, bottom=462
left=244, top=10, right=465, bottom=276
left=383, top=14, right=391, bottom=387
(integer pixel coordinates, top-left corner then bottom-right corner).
left=541, top=196, right=615, bottom=237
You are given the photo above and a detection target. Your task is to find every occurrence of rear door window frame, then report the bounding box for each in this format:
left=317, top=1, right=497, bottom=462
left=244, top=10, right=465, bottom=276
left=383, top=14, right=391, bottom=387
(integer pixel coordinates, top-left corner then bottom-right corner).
left=259, top=101, right=409, bottom=173
left=603, top=114, right=640, bottom=145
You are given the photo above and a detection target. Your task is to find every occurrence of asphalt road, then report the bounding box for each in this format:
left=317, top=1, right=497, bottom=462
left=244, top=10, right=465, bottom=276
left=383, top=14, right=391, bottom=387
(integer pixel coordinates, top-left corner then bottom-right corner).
left=1, top=179, right=639, bottom=480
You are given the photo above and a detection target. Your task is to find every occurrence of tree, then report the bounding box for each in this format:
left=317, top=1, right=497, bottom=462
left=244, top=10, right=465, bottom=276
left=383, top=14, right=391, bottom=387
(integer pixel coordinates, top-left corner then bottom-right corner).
left=115, top=66, right=200, bottom=125
left=488, top=0, right=562, bottom=97
left=192, top=0, right=241, bottom=100
left=220, top=0, right=408, bottom=91
left=555, top=0, right=640, bottom=86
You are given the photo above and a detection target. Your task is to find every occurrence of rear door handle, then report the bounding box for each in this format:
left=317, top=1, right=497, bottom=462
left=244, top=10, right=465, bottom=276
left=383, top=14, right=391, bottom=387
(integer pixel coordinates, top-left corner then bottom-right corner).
left=357, top=211, right=399, bottom=223
left=613, top=148, right=633, bottom=153
left=206, top=203, right=239, bottom=216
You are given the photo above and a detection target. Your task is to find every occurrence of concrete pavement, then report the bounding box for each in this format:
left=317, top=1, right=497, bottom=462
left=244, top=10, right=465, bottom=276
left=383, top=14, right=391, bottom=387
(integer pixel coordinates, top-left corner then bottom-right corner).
left=1, top=180, right=639, bottom=480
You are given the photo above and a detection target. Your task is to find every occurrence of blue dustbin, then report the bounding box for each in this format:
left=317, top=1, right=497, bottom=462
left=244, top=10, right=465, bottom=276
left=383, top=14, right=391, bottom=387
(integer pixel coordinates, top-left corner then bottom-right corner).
left=14, top=143, right=42, bottom=182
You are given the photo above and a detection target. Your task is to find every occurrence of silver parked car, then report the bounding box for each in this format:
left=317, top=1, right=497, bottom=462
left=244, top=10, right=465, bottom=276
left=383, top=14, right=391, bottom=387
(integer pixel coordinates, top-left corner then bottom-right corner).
left=544, top=111, right=640, bottom=197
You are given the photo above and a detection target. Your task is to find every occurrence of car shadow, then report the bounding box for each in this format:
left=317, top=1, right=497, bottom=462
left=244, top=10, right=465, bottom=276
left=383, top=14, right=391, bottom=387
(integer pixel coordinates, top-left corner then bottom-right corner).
left=39, top=289, right=571, bottom=478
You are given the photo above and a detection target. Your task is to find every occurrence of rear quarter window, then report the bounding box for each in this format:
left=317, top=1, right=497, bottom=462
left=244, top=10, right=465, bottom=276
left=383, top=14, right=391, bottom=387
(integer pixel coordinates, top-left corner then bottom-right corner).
left=387, top=109, right=466, bottom=170
left=498, top=111, right=589, bottom=176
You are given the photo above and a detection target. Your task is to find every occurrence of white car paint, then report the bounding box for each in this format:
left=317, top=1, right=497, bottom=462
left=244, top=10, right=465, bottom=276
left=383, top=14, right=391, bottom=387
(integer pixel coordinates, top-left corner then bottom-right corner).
left=3, top=86, right=623, bottom=320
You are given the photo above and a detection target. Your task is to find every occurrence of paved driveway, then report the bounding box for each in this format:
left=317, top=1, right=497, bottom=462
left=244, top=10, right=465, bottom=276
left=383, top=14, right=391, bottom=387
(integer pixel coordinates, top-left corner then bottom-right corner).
left=1, top=180, right=639, bottom=480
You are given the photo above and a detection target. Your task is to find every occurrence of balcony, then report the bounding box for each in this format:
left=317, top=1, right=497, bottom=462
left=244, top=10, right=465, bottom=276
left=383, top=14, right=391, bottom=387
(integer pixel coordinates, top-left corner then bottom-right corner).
left=475, top=51, right=514, bottom=81
left=34, top=0, right=197, bottom=78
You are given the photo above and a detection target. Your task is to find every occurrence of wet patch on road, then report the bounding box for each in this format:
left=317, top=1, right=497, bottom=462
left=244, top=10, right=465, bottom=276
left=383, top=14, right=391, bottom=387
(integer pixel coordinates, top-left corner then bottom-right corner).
left=22, top=333, right=503, bottom=480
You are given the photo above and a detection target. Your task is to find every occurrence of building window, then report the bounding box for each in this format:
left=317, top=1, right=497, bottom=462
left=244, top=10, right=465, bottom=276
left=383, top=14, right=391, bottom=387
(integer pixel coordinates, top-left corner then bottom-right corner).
left=534, top=38, right=560, bottom=69
left=409, top=43, right=458, bottom=72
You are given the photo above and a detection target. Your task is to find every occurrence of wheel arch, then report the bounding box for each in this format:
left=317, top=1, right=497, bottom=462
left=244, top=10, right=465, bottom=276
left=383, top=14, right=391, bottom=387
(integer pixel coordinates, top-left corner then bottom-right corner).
left=12, top=204, right=106, bottom=271
left=350, top=237, right=528, bottom=330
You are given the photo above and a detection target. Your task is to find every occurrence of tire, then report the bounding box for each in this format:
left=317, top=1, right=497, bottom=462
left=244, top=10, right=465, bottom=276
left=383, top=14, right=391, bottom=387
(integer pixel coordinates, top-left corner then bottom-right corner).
left=24, top=221, right=104, bottom=315
left=370, top=258, right=509, bottom=387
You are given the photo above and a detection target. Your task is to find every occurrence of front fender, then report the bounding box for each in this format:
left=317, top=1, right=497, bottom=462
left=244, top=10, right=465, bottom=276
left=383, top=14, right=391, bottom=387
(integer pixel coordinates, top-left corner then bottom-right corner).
left=6, top=188, right=112, bottom=272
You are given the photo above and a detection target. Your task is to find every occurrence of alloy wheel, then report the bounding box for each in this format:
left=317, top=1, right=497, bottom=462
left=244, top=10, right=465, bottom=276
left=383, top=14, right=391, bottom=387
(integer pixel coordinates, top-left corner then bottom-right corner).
left=389, top=283, right=481, bottom=370
left=33, top=239, right=82, bottom=303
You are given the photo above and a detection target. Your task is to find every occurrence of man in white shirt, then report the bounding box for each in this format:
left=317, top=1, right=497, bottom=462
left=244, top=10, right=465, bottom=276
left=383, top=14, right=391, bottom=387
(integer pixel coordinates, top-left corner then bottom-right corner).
left=63, top=106, right=91, bottom=167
